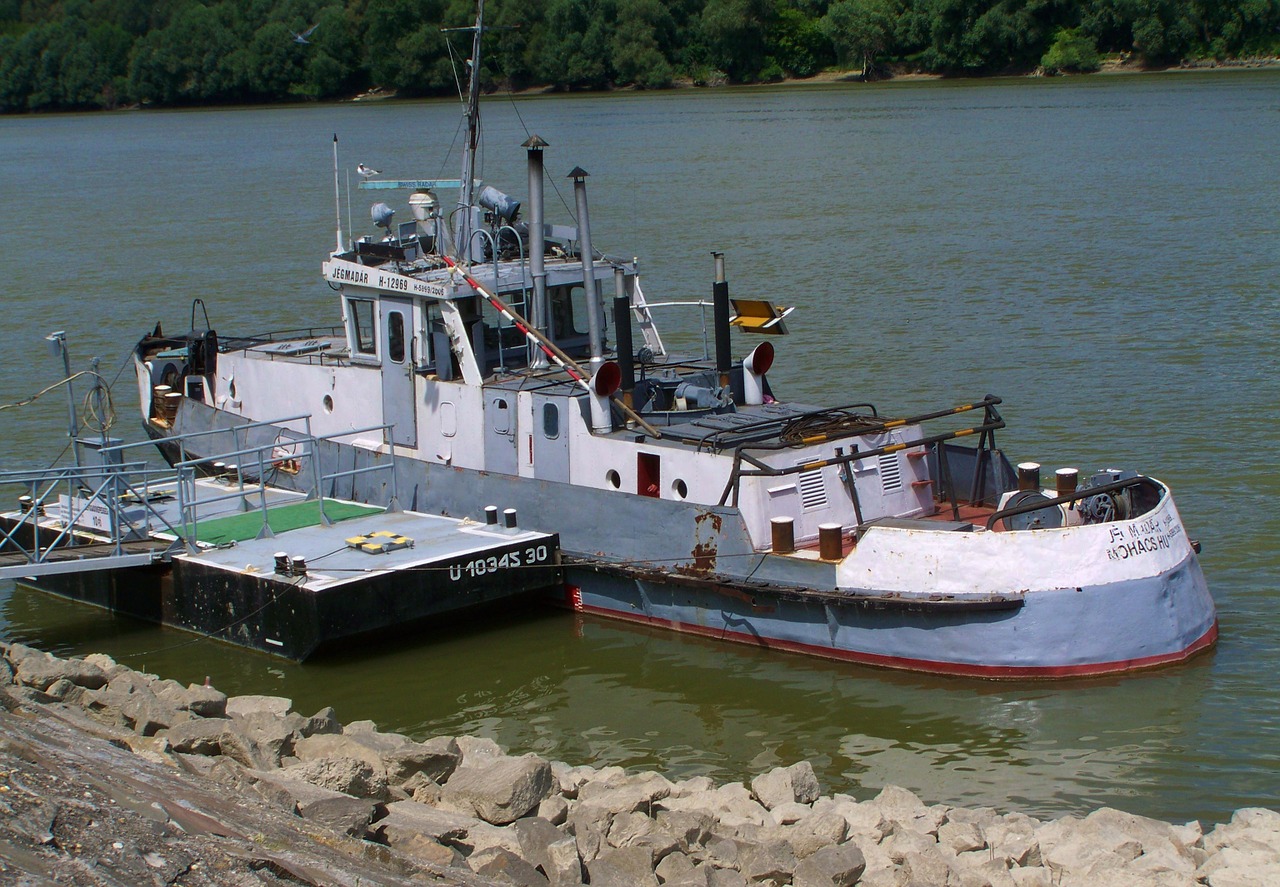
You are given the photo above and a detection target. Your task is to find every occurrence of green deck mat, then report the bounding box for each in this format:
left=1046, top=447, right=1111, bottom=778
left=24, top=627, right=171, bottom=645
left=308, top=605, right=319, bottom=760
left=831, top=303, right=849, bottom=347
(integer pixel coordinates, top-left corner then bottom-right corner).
left=193, top=499, right=384, bottom=545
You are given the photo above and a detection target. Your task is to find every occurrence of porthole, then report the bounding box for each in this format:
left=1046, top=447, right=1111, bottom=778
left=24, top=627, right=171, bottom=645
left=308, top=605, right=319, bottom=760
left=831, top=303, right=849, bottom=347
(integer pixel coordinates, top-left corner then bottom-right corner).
left=672, top=479, right=688, bottom=500
left=606, top=469, right=621, bottom=489
left=323, top=395, right=334, bottom=413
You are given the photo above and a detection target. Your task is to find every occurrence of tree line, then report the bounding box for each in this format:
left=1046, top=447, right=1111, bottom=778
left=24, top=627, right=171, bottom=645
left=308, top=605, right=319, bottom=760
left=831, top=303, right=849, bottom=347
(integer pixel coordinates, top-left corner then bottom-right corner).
left=2, top=0, right=1277, bottom=113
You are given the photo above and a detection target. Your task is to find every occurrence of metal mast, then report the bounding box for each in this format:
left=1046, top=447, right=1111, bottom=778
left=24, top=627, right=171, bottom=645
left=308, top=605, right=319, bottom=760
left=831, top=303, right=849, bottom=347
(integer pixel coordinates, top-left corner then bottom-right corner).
left=455, top=0, right=485, bottom=263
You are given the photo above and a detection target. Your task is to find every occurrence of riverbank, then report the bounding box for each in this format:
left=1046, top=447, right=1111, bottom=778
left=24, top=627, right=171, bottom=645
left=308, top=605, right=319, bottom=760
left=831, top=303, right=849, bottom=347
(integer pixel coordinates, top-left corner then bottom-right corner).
left=3, top=642, right=1277, bottom=886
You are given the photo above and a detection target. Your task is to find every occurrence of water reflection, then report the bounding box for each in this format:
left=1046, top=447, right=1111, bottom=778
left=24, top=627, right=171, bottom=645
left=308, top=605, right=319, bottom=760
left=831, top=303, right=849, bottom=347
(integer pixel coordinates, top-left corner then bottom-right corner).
left=2, top=582, right=1220, bottom=821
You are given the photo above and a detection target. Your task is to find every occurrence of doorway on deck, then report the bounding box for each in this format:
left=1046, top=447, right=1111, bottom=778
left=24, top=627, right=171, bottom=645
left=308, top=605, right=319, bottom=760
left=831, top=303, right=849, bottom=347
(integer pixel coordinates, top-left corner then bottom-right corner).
left=638, top=453, right=661, bottom=498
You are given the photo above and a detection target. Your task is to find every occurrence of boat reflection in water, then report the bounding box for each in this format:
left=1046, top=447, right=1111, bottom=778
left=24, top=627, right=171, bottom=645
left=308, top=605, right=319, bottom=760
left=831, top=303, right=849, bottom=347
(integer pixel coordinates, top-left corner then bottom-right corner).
left=0, top=579, right=1215, bottom=820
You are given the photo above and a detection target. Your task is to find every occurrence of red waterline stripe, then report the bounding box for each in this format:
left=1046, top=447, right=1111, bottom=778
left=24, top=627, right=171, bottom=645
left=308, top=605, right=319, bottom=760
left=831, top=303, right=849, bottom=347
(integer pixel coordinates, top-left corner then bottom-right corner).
left=564, top=598, right=1219, bottom=679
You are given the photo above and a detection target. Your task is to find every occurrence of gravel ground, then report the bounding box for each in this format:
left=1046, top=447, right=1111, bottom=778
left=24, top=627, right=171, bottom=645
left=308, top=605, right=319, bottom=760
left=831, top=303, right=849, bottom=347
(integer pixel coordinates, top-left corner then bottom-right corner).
left=0, top=688, right=484, bottom=886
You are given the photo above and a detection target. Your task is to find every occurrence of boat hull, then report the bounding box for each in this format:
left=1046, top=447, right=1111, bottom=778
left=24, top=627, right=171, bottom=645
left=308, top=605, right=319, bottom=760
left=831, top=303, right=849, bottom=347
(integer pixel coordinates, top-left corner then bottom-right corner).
left=561, top=553, right=1218, bottom=679
left=143, top=400, right=1217, bottom=677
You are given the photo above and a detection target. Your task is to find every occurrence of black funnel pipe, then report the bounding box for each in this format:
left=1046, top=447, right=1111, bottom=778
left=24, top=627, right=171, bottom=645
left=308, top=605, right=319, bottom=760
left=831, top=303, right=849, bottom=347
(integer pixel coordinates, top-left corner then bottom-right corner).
left=613, top=268, right=635, bottom=406
left=712, top=252, right=731, bottom=388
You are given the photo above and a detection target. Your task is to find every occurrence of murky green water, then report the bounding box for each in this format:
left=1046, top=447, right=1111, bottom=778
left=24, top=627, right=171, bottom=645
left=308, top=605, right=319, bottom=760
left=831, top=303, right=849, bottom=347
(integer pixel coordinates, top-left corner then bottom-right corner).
left=1, top=72, right=1277, bottom=825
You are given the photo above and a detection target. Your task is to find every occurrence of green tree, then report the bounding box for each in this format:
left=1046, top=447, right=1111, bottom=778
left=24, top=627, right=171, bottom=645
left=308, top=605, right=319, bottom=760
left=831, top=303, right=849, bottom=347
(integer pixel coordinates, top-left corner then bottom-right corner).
left=1041, top=25, right=1100, bottom=70
left=769, top=4, right=834, bottom=77
left=537, top=0, right=615, bottom=89
left=612, top=0, right=676, bottom=87
left=126, top=3, right=243, bottom=104
left=823, top=0, right=896, bottom=76
left=699, top=0, right=776, bottom=81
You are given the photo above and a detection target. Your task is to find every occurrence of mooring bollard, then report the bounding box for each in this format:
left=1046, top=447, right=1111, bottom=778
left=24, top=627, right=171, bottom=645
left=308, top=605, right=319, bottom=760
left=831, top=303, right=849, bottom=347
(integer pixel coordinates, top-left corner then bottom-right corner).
left=771, top=516, right=795, bottom=554
left=819, top=523, right=844, bottom=560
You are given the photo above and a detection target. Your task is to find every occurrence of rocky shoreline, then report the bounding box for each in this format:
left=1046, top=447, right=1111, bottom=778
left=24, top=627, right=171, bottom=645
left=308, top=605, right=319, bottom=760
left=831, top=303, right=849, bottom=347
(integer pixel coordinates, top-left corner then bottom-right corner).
left=2, top=642, right=1277, bottom=887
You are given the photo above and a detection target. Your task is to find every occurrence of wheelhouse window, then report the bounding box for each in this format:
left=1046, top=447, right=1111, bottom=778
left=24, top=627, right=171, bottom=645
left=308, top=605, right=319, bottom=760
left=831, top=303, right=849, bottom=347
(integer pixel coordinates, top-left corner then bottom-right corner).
left=350, top=299, right=376, bottom=355
left=550, top=285, right=589, bottom=339
left=388, top=311, right=405, bottom=363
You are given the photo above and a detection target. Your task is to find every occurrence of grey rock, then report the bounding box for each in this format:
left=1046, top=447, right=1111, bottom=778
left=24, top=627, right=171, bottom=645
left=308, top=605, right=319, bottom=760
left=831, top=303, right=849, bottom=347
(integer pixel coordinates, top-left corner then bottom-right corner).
left=510, top=816, right=566, bottom=867
left=787, top=811, right=849, bottom=859
left=162, top=718, right=258, bottom=767
left=671, top=776, right=717, bottom=798
left=225, top=694, right=293, bottom=718
left=771, top=801, right=812, bottom=826
left=299, top=705, right=342, bottom=736
left=873, top=785, right=943, bottom=836
left=707, top=869, right=749, bottom=887
left=736, top=836, right=797, bottom=882
left=578, top=773, right=672, bottom=817
left=374, top=798, right=480, bottom=847
left=902, top=848, right=957, bottom=887
left=751, top=762, right=821, bottom=810
left=231, top=709, right=305, bottom=768
left=656, top=850, right=698, bottom=883
left=294, top=728, right=460, bottom=787
left=402, top=771, right=444, bottom=804
left=440, top=753, right=553, bottom=825
left=664, top=784, right=769, bottom=831
left=289, top=755, right=389, bottom=800
left=122, top=693, right=189, bottom=736
left=792, top=843, right=867, bottom=887
left=657, top=809, right=715, bottom=851
left=538, top=793, right=570, bottom=825
left=15, top=652, right=107, bottom=692
left=568, top=801, right=612, bottom=864
left=241, top=768, right=376, bottom=836
left=1009, top=867, right=1054, bottom=887
left=456, top=733, right=505, bottom=766
left=588, top=845, right=659, bottom=887
left=542, top=835, right=585, bottom=887
left=606, top=811, right=681, bottom=864
left=181, top=683, right=228, bottom=718
left=344, top=718, right=379, bottom=733
left=939, top=819, right=986, bottom=854
left=470, top=846, right=551, bottom=886
left=393, top=833, right=467, bottom=868
left=0, top=657, right=13, bottom=687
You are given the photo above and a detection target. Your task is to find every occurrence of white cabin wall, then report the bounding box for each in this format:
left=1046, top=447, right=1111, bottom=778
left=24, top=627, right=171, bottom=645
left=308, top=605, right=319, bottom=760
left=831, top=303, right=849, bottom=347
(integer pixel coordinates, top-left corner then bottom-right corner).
left=417, top=379, right=485, bottom=469
left=217, top=353, right=383, bottom=441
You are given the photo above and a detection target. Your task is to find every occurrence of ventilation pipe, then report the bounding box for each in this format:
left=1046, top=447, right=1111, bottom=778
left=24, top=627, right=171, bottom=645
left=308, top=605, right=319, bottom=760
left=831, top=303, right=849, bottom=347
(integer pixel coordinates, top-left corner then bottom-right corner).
left=589, top=362, right=621, bottom=433
left=524, top=136, right=550, bottom=368
left=613, top=268, right=636, bottom=409
left=742, top=341, right=774, bottom=406
left=570, top=168, right=604, bottom=368
left=408, top=189, right=440, bottom=251
left=712, top=252, right=732, bottom=389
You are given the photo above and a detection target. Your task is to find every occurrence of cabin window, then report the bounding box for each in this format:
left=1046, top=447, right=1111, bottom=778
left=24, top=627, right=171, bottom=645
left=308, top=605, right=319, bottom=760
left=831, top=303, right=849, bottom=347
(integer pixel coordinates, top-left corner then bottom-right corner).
left=550, top=285, right=589, bottom=338
left=350, top=299, right=376, bottom=355
left=542, top=403, right=560, bottom=439
left=388, top=311, right=406, bottom=363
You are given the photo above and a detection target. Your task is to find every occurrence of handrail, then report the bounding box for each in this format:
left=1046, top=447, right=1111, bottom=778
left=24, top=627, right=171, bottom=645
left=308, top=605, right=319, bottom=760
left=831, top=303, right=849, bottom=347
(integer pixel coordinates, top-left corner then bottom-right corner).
left=313, top=422, right=400, bottom=515
left=0, top=461, right=187, bottom=566
left=716, top=397, right=1005, bottom=508
left=984, top=476, right=1161, bottom=531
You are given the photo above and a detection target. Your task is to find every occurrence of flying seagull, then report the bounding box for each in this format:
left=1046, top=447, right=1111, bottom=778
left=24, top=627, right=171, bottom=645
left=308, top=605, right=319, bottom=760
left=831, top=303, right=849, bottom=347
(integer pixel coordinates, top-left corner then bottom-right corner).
left=292, top=23, right=319, bottom=44
left=357, top=163, right=381, bottom=179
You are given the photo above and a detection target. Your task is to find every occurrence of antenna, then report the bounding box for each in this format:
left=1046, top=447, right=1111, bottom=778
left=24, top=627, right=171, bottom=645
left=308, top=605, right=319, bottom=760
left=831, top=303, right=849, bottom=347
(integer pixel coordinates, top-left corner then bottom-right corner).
left=453, top=0, right=485, bottom=262
left=332, top=134, right=343, bottom=253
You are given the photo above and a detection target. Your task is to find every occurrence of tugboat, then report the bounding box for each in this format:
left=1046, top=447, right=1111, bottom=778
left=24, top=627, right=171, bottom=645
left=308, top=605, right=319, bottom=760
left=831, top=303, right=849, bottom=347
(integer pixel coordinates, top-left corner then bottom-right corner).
left=133, top=0, right=1216, bottom=678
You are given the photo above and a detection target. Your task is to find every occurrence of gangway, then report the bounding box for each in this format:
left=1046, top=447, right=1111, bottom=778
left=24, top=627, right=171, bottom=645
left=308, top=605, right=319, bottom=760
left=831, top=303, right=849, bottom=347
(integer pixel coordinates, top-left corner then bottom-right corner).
left=0, top=414, right=401, bottom=580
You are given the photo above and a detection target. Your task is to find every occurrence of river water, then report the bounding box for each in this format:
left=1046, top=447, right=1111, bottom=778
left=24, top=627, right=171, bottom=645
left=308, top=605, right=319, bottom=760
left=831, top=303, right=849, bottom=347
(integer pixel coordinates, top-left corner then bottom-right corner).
left=1, top=72, right=1276, bottom=825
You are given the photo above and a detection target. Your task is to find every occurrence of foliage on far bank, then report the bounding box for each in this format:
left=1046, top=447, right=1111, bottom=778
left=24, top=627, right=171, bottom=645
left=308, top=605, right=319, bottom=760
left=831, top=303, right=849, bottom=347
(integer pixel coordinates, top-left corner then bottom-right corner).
left=1, top=0, right=1278, bottom=113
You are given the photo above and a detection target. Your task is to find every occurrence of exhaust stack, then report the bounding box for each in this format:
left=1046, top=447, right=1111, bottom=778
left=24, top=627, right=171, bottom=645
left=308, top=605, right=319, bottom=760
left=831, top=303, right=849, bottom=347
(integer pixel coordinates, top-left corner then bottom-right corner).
left=524, top=136, right=549, bottom=368
left=571, top=168, right=604, bottom=369
left=614, top=268, right=636, bottom=409
left=712, top=252, right=731, bottom=389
